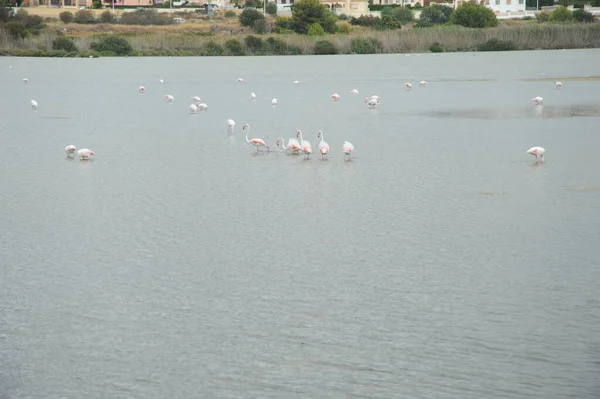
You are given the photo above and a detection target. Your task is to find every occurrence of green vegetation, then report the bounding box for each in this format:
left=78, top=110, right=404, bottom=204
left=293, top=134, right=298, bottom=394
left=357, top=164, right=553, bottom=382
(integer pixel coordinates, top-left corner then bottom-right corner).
left=290, top=0, right=337, bottom=33
left=451, top=2, right=498, bottom=28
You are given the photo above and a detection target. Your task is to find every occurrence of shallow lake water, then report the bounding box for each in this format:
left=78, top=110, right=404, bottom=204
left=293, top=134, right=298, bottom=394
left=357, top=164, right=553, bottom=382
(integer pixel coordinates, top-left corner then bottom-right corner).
left=1, top=50, right=600, bottom=399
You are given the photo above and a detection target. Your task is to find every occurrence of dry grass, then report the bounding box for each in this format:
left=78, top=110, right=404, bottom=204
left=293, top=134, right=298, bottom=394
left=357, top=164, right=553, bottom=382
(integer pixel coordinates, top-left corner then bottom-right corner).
left=2, top=21, right=600, bottom=55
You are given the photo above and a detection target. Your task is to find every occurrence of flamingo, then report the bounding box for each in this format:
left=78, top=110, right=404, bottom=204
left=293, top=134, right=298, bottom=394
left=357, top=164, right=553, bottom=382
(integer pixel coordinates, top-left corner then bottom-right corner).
left=227, top=119, right=235, bottom=133
left=331, top=93, right=340, bottom=102
left=350, top=89, right=359, bottom=94
left=419, top=81, right=428, bottom=87
left=159, top=79, right=164, bottom=83
left=405, top=83, right=412, bottom=90
left=276, top=138, right=293, bottom=153
left=138, top=86, right=146, bottom=93
left=250, top=92, right=256, bottom=100
left=165, top=94, right=174, bottom=102
left=296, top=130, right=312, bottom=159
left=23, top=78, right=28, bottom=84
left=526, top=147, right=545, bottom=163
left=317, top=130, right=329, bottom=160
left=294, top=80, right=300, bottom=84
left=65, top=145, right=77, bottom=156
left=78, top=149, right=95, bottom=160
left=555, top=81, right=563, bottom=88
left=243, top=124, right=269, bottom=153
left=189, top=104, right=198, bottom=114
left=237, top=78, right=244, bottom=83
left=198, top=103, right=208, bottom=111
left=343, top=141, right=354, bottom=160
left=191, top=96, right=201, bottom=103
left=366, top=98, right=379, bottom=109
left=30, top=100, right=38, bottom=110
left=276, top=135, right=300, bottom=154
left=272, top=98, right=279, bottom=106
left=532, top=96, right=543, bottom=105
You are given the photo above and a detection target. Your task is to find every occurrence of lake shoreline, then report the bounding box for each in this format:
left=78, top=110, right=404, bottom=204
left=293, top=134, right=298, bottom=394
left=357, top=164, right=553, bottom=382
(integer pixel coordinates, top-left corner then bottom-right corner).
left=1, top=23, right=600, bottom=57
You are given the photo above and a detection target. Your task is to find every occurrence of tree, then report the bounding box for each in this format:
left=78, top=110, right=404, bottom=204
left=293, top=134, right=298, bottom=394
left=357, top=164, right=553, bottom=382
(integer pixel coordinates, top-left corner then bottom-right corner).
left=239, top=8, right=264, bottom=27
left=59, top=11, right=74, bottom=24
left=419, top=4, right=453, bottom=23
left=73, top=9, right=96, bottom=24
left=52, top=36, right=77, bottom=52
left=392, top=6, right=413, bottom=23
left=90, top=35, right=133, bottom=55
left=450, top=1, right=497, bottom=28
left=549, top=6, right=573, bottom=21
left=291, top=0, right=337, bottom=34
left=265, top=1, right=277, bottom=15
left=572, top=8, right=594, bottom=22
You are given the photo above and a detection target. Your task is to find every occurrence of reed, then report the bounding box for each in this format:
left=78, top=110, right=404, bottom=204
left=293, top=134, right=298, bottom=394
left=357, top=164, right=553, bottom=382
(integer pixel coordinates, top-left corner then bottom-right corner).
left=1, top=22, right=600, bottom=56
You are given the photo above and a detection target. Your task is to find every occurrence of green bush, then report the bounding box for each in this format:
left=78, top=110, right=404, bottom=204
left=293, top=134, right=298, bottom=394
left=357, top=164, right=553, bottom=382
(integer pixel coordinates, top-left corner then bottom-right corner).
left=253, top=18, right=267, bottom=33
left=92, top=0, right=103, bottom=9
left=275, top=16, right=292, bottom=29
left=573, top=8, right=594, bottom=22
left=90, top=35, right=133, bottom=55
left=450, top=2, right=497, bottom=28
left=52, top=36, right=77, bottom=52
left=239, top=8, right=264, bottom=27
left=3, top=22, right=27, bottom=39
left=477, top=38, right=517, bottom=51
left=119, top=9, right=173, bottom=25
left=224, top=10, right=236, bottom=17
left=291, top=0, right=337, bottom=34
left=549, top=6, right=573, bottom=21
left=350, top=37, right=382, bottom=54
left=73, top=10, right=96, bottom=24
left=414, top=21, right=435, bottom=28
left=225, top=38, right=245, bottom=55
left=419, top=4, right=453, bottom=24
left=313, top=39, right=337, bottom=54
left=308, top=22, right=325, bottom=35
left=337, top=21, right=351, bottom=33
left=59, top=11, right=74, bottom=24
left=245, top=35, right=264, bottom=51
left=377, top=14, right=401, bottom=29
left=99, top=10, right=116, bottom=23
left=429, top=42, right=444, bottom=52
left=265, top=36, right=288, bottom=54
left=535, top=12, right=550, bottom=22
left=265, top=1, right=277, bottom=15
left=393, top=7, right=414, bottom=23
left=202, top=41, right=224, bottom=56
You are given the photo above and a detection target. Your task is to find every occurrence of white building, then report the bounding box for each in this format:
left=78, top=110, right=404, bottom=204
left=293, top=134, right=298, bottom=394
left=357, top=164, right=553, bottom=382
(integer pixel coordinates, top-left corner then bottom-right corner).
left=455, top=0, right=526, bottom=14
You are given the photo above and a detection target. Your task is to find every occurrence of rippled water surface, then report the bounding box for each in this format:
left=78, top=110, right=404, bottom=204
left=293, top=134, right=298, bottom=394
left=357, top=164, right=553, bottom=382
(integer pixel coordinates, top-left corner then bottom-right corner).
left=1, top=50, right=600, bottom=399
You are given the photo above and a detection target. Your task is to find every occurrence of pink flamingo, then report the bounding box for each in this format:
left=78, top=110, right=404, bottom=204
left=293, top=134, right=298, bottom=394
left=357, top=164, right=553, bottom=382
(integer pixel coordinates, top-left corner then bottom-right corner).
left=296, top=130, right=312, bottom=159
left=532, top=96, right=543, bottom=105
left=526, top=147, right=545, bottom=163
left=343, top=140, right=354, bottom=161
left=405, top=83, right=412, bottom=90
left=164, top=94, right=174, bottom=102
left=243, top=124, right=269, bottom=153
left=317, top=130, right=329, bottom=160
left=138, top=86, right=146, bottom=93
left=555, top=81, right=563, bottom=89
left=331, top=93, right=340, bottom=102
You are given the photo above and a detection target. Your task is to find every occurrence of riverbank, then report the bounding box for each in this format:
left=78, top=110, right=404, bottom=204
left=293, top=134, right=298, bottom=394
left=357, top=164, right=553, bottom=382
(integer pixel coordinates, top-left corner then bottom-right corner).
left=2, top=22, right=600, bottom=57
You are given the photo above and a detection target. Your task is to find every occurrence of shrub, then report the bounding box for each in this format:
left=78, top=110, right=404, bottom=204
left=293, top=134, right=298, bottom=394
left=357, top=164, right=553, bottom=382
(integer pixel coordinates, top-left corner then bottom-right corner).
left=450, top=2, right=497, bottom=28
left=92, top=0, right=103, bottom=8
left=99, top=10, right=116, bottom=23
left=253, top=18, right=267, bottom=33
left=291, top=0, right=337, bottom=33
left=275, top=16, right=292, bottom=29
left=535, top=12, right=550, bottom=22
left=313, top=39, right=337, bottom=54
left=393, top=6, right=414, bottom=23
left=52, top=36, right=77, bottom=52
left=224, top=10, right=236, bottom=17
left=414, top=21, right=435, bottom=28
left=337, top=13, right=349, bottom=20
left=592, top=0, right=600, bottom=6
left=477, top=38, right=517, bottom=51
left=573, top=8, right=594, bottom=22
left=429, top=42, right=444, bottom=52
left=419, top=4, right=453, bottom=23
left=202, top=41, right=224, bottom=56
left=244, top=35, right=264, bottom=51
left=337, top=21, right=351, bottom=33
left=350, top=15, right=381, bottom=27
left=265, top=1, right=277, bottom=15
left=350, top=37, right=382, bottom=54
left=239, top=8, right=264, bottom=27
left=59, top=11, right=74, bottom=24
left=549, top=6, right=573, bottom=21
left=3, top=22, right=27, bottom=39
left=119, top=9, right=173, bottom=25
left=265, top=37, right=288, bottom=54
left=377, top=14, right=401, bottom=29
left=73, top=10, right=96, bottom=24
left=17, top=14, right=45, bottom=35
left=307, top=22, right=325, bottom=35
left=0, top=6, right=13, bottom=23
left=90, top=35, right=133, bottom=55
left=225, top=38, right=245, bottom=55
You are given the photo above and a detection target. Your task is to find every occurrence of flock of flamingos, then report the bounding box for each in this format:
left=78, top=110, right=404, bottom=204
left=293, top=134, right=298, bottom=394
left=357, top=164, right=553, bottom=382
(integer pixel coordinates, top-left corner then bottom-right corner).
left=23, top=75, right=557, bottom=163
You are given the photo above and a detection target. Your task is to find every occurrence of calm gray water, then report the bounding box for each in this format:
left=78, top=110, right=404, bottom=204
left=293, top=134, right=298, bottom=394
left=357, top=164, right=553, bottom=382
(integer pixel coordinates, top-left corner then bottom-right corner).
left=1, top=50, right=600, bottom=399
